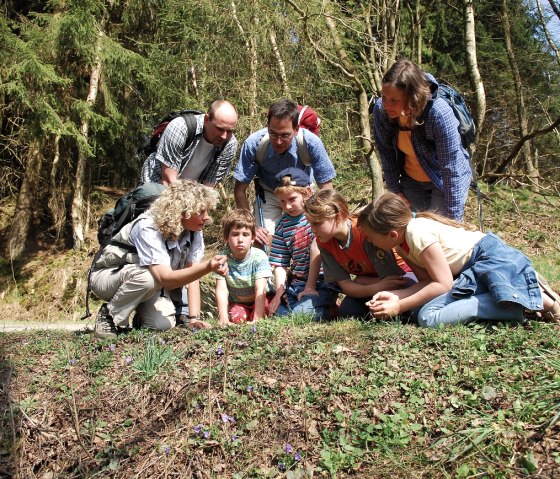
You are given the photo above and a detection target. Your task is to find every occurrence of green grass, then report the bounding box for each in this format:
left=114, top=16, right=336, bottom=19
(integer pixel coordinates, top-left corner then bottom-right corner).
left=1, top=316, right=560, bottom=478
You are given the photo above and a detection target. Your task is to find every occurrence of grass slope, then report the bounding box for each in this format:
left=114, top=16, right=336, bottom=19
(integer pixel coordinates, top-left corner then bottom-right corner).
left=1, top=316, right=560, bottom=478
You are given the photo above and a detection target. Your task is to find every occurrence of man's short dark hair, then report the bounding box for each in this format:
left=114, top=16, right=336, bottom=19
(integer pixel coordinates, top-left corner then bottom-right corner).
left=267, top=98, right=299, bottom=129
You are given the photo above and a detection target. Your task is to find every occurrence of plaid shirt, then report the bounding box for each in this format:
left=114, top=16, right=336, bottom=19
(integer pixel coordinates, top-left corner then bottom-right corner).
left=372, top=77, right=472, bottom=220
left=140, top=114, right=238, bottom=185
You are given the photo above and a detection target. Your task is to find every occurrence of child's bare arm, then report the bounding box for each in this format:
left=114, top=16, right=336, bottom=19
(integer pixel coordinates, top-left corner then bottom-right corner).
left=299, top=239, right=320, bottom=299
left=269, top=267, right=287, bottom=314
left=215, top=279, right=232, bottom=325
left=252, top=277, right=269, bottom=320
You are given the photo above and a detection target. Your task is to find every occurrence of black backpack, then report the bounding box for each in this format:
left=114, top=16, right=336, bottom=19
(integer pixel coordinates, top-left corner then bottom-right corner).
left=82, top=183, right=166, bottom=319
left=138, top=109, right=202, bottom=157
left=97, top=183, right=166, bottom=248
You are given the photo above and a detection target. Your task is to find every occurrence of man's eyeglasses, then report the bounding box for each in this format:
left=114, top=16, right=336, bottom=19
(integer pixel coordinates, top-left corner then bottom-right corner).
left=268, top=130, right=294, bottom=141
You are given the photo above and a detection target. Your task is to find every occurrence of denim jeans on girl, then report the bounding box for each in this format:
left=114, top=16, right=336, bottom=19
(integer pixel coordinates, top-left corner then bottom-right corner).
left=418, top=232, right=542, bottom=328
left=275, top=281, right=338, bottom=321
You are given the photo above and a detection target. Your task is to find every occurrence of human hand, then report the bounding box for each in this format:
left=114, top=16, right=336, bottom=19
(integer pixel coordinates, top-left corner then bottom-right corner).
left=366, top=291, right=401, bottom=319
left=210, top=255, right=229, bottom=276
left=269, top=293, right=283, bottom=314
left=254, top=227, right=270, bottom=250
left=297, top=287, right=319, bottom=300
left=190, top=318, right=212, bottom=330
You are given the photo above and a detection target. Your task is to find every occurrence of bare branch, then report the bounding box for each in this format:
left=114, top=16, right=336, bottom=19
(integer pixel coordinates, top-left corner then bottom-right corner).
left=492, top=117, right=560, bottom=175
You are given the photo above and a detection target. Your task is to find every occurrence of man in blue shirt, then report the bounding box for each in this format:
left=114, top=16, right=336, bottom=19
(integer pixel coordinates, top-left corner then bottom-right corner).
left=233, top=98, right=336, bottom=248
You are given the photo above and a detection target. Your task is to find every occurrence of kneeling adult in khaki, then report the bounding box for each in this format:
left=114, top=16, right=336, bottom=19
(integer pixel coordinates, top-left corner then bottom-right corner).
left=90, top=180, right=228, bottom=338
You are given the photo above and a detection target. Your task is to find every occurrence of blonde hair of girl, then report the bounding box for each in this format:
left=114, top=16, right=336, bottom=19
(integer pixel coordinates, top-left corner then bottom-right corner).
left=303, top=189, right=349, bottom=223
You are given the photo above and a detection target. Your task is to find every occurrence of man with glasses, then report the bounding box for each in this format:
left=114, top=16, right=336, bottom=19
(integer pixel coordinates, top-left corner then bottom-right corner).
left=233, top=98, right=336, bottom=248
left=141, top=99, right=238, bottom=187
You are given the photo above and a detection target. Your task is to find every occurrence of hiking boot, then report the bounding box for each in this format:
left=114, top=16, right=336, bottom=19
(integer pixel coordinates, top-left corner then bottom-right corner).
left=95, top=304, right=118, bottom=339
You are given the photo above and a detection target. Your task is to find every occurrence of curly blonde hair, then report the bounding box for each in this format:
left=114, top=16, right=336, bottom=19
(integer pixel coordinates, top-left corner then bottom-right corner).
left=149, top=180, right=219, bottom=240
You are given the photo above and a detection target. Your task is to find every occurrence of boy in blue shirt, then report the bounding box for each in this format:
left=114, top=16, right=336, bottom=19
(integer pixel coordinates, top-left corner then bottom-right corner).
left=269, top=168, right=338, bottom=320
left=214, top=209, right=273, bottom=326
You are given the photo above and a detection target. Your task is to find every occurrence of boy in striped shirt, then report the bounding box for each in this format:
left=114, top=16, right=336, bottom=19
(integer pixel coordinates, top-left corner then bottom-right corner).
left=268, top=168, right=338, bottom=320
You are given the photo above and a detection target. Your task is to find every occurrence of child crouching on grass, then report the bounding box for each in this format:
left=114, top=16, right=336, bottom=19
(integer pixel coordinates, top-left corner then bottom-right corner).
left=214, top=209, right=273, bottom=326
left=268, top=168, right=338, bottom=320
left=357, top=192, right=560, bottom=328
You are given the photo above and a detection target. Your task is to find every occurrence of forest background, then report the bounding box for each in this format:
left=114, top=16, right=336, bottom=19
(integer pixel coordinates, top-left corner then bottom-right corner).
left=0, top=0, right=560, bottom=312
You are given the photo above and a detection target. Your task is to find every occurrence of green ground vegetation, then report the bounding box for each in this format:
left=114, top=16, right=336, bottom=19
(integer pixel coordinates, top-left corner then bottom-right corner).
left=0, top=315, right=559, bottom=478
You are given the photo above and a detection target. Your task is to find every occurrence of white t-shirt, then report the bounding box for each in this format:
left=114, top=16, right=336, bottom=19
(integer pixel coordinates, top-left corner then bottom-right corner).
left=179, top=138, right=214, bottom=180
left=403, top=217, right=485, bottom=276
left=129, top=216, right=204, bottom=268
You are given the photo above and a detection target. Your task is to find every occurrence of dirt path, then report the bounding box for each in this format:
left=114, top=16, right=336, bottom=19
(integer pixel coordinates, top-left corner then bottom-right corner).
left=0, top=321, right=94, bottom=333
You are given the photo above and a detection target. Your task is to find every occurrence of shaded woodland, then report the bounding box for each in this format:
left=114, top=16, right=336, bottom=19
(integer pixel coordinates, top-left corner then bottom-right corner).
left=1, top=0, right=559, bottom=259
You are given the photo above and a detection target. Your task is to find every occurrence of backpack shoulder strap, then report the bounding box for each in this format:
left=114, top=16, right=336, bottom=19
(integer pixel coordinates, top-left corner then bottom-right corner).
left=180, top=112, right=199, bottom=151
left=295, top=129, right=311, bottom=167
left=255, top=133, right=269, bottom=164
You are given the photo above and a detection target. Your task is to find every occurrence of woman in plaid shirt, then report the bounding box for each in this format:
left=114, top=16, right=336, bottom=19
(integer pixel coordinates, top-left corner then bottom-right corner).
left=372, top=59, right=472, bottom=221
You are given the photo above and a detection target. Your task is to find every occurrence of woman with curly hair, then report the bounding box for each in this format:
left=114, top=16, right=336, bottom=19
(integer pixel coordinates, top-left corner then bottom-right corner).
left=90, top=180, right=228, bottom=338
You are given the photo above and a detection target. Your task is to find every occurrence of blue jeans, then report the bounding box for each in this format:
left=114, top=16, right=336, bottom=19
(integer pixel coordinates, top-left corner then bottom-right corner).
left=276, top=282, right=338, bottom=321
left=418, top=292, right=525, bottom=328
left=401, top=175, right=446, bottom=215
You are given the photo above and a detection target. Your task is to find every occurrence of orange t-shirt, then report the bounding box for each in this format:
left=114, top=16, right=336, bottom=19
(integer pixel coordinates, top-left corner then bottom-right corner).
left=398, top=116, right=431, bottom=183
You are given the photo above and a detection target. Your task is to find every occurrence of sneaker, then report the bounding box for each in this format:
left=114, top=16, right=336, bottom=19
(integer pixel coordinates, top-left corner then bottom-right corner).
left=95, top=304, right=118, bottom=339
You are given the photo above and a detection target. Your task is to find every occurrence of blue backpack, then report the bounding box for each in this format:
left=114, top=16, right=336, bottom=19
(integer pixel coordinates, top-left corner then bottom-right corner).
left=436, top=83, right=476, bottom=150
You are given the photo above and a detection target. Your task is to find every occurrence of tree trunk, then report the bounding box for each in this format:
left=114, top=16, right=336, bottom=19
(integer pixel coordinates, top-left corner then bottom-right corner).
left=70, top=30, right=102, bottom=248
left=48, top=133, right=65, bottom=240
left=501, top=0, right=538, bottom=183
left=7, top=139, right=45, bottom=260
left=270, top=27, right=289, bottom=97
left=463, top=0, right=486, bottom=150
left=231, top=0, right=258, bottom=129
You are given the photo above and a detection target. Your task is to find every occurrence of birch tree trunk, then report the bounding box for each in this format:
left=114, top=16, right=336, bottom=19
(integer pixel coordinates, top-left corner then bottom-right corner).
left=463, top=0, right=486, bottom=151
left=232, top=0, right=258, bottom=129
left=270, top=27, right=290, bottom=97
left=501, top=0, right=538, bottom=184
left=70, top=29, right=102, bottom=248
left=7, top=139, right=45, bottom=260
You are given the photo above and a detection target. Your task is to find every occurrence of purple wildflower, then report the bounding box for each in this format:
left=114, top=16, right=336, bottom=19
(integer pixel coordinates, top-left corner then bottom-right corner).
left=285, top=443, right=294, bottom=454
left=294, top=451, right=301, bottom=462
left=231, top=435, right=239, bottom=442
left=221, top=413, right=236, bottom=424
left=125, top=356, right=133, bottom=365
left=237, top=341, right=245, bottom=347
left=278, top=462, right=286, bottom=472
left=216, top=346, right=224, bottom=356
left=247, top=385, right=254, bottom=393
left=251, top=325, right=257, bottom=334
left=203, top=430, right=210, bottom=439
left=194, top=424, right=203, bottom=434
left=109, top=344, right=116, bottom=352
left=68, top=358, right=77, bottom=366
left=21, top=339, right=28, bottom=346
left=162, top=445, right=171, bottom=454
